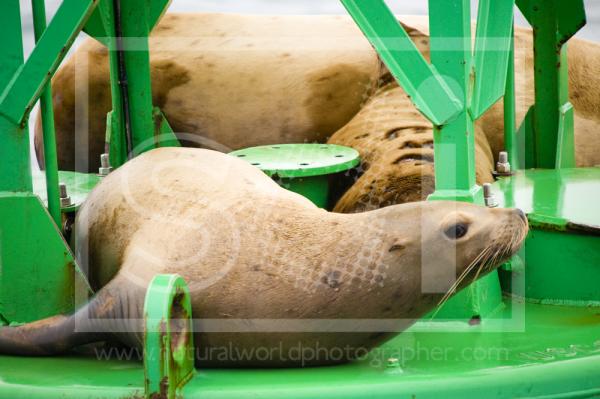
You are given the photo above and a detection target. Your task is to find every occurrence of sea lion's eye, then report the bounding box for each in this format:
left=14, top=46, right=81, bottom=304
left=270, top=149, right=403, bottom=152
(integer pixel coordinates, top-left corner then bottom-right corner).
left=444, top=223, right=469, bottom=239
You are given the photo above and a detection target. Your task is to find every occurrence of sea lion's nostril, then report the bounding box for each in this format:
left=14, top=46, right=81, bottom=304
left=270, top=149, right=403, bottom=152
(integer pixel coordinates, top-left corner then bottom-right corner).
left=515, top=209, right=527, bottom=223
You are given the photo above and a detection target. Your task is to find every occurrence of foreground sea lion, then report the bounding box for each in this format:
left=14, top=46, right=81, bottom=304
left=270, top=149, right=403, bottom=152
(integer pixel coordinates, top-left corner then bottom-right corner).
left=0, top=148, right=527, bottom=367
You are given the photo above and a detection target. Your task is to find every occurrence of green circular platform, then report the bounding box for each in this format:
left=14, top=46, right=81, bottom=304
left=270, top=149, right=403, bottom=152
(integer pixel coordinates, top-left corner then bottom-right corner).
left=230, top=144, right=360, bottom=208
left=230, top=144, right=360, bottom=178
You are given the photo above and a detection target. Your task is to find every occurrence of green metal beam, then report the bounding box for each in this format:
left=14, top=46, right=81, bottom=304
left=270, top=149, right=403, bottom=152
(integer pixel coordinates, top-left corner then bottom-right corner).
left=0, top=0, right=31, bottom=193
left=0, top=0, right=99, bottom=126
left=340, top=0, right=462, bottom=126
left=503, top=25, right=518, bottom=168
left=85, top=0, right=171, bottom=43
left=427, top=0, right=480, bottom=200
left=88, top=0, right=177, bottom=168
left=471, top=0, right=515, bottom=119
left=32, top=0, right=61, bottom=227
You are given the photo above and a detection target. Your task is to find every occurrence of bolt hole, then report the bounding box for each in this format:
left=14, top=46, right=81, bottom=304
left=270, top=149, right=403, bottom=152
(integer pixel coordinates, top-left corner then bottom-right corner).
left=299, top=163, right=309, bottom=166
left=335, top=155, right=344, bottom=158
left=237, top=154, right=246, bottom=157
left=251, top=163, right=261, bottom=166
left=272, top=146, right=280, bottom=149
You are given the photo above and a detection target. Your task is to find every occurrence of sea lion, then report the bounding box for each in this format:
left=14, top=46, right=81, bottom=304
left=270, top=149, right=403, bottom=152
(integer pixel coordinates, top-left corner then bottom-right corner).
left=36, top=13, right=600, bottom=213
left=36, top=14, right=600, bottom=172
left=35, top=13, right=397, bottom=171
left=0, top=148, right=527, bottom=367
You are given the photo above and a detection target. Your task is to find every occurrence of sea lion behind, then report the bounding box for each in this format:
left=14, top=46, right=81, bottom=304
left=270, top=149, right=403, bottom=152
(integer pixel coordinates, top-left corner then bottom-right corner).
left=0, top=148, right=527, bottom=367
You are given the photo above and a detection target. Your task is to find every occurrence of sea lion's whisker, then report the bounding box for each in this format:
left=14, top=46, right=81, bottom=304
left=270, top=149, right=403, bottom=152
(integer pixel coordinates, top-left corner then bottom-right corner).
left=431, top=246, right=493, bottom=318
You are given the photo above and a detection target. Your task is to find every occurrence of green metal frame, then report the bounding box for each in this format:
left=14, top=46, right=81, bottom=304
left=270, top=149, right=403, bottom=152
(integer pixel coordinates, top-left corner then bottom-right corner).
left=341, top=0, right=587, bottom=319
left=1, top=0, right=599, bottom=398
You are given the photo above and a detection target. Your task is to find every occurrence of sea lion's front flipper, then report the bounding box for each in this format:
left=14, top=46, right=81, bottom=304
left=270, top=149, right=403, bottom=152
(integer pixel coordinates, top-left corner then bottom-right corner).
left=0, top=272, right=145, bottom=356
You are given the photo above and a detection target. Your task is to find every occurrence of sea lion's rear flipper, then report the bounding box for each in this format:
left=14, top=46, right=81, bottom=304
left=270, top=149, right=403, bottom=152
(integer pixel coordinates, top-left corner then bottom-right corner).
left=0, top=274, right=145, bottom=356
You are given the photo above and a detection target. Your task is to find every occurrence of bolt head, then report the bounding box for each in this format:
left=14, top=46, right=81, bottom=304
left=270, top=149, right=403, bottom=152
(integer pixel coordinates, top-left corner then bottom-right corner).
left=386, top=357, right=400, bottom=368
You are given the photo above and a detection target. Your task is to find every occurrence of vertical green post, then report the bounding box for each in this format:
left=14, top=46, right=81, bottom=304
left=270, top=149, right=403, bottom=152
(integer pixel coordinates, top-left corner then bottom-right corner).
left=504, top=24, right=518, bottom=169
left=32, top=0, right=61, bottom=226
left=0, top=0, right=32, bottom=193
left=427, top=0, right=480, bottom=203
left=106, top=0, right=156, bottom=168
left=531, top=2, right=565, bottom=168
left=516, top=0, right=584, bottom=168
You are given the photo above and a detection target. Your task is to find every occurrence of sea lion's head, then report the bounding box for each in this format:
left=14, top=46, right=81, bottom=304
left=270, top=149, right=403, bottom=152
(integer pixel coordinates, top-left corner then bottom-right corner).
left=370, top=201, right=528, bottom=314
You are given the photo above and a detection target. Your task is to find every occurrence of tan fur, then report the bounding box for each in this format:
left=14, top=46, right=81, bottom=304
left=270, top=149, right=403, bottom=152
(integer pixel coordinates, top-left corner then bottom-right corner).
left=0, top=147, right=526, bottom=366
left=37, top=14, right=600, bottom=211
left=81, top=148, right=527, bottom=366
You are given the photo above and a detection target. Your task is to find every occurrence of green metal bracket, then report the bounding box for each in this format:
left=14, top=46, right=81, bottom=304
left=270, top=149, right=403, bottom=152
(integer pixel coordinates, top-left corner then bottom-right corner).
left=0, top=194, right=92, bottom=324
left=144, top=274, right=195, bottom=399
left=340, top=0, right=462, bottom=126
left=516, top=0, right=585, bottom=169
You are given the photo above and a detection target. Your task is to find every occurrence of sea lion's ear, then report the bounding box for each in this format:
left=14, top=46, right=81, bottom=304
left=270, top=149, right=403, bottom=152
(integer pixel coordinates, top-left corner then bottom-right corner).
left=399, top=21, right=428, bottom=38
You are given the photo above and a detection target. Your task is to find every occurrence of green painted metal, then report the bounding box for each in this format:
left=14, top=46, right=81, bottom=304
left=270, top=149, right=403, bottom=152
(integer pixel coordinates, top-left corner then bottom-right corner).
left=0, top=299, right=600, bottom=399
left=556, top=103, right=575, bottom=168
left=144, top=274, right=194, bottom=399
left=503, top=25, right=518, bottom=169
left=427, top=0, right=480, bottom=202
left=85, top=0, right=171, bottom=43
left=494, top=168, right=600, bottom=304
left=340, top=0, right=462, bottom=126
left=470, top=0, right=515, bottom=119
left=32, top=0, right=61, bottom=227
left=87, top=0, right=177, bottom=168
left=230, top=144, right=360, bottom=178
left=0, top=299, right=598, bottom=398
left=33, top=170, right=101, bottom=212
left=516, top=0, right=585, bottom=169
left=0, top=0, right=33, bottom=193
left=230, top=144, right=360, bottom=208
left=0, top=0, right=98, bottom=125
left=0, top=193, right=92, bottom=324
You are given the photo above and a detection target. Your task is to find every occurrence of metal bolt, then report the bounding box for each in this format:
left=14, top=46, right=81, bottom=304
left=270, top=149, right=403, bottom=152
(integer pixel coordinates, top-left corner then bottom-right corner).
left=99, top=153, right=113, bottom=176
left=386, top=357, right=400, bottom=368
left=496, top=151, right=511, bottom=175
left=483, top=183, right=498, bottom=208
left=59, top=182, right=73, bottom=207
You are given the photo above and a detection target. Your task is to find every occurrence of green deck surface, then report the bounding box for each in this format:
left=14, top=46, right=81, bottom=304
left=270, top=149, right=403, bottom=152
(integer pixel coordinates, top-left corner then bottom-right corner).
left=1, top=299, right=598, bottom=399
left=494, top=167, right=600, bottom=229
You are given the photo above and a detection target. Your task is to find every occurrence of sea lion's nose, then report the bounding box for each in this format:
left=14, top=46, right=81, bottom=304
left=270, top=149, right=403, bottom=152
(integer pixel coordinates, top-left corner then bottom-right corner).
left=515, top=209, right=527, bottom=223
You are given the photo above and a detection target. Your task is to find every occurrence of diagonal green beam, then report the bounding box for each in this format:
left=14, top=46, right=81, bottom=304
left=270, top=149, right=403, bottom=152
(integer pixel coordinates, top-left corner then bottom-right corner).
left=0, top=0, right=99, bottom=125
left=341, top=0, right=462, bottom=126
left=470, top=0, right=515, bottom=119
